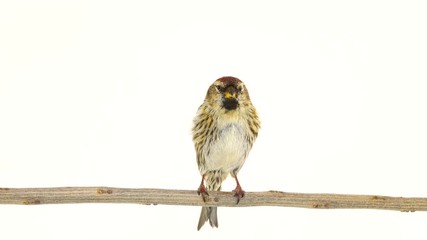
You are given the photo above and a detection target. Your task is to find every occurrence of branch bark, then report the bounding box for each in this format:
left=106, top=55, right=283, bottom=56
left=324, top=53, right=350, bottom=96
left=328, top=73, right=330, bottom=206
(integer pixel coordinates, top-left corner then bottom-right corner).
left=0, top=187, right=426, bottom=212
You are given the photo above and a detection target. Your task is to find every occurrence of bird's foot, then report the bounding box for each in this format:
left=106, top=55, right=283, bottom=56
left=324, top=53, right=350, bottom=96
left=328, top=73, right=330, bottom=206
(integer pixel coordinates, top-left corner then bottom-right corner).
left=197, top=183, right=209, bottom=202
left=232, top=185, right=245, bottom=204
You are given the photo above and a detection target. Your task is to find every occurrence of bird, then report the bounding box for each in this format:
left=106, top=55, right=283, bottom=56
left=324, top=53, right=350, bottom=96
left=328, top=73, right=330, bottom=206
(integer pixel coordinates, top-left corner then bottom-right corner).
left=192, top=76, right=260, bottom=230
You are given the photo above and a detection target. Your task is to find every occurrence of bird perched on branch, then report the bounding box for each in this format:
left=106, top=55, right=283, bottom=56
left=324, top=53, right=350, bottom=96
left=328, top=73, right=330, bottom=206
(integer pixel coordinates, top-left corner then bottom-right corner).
left=192, top=76, right=260, bottom=230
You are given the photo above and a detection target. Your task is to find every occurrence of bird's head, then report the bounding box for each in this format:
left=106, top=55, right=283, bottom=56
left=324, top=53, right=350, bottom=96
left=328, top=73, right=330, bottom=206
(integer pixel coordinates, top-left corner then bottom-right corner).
left=204, top=76, right=251, bottom=111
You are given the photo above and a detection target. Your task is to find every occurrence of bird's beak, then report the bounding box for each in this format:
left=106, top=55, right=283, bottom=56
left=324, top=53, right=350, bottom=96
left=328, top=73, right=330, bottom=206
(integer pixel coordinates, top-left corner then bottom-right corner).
left=224, top=86, right=237, bottom=99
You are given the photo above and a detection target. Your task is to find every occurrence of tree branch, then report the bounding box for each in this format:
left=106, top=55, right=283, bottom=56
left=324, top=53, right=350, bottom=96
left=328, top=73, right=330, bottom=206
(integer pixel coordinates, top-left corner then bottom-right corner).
left=0, top=187, right=426, bottom=212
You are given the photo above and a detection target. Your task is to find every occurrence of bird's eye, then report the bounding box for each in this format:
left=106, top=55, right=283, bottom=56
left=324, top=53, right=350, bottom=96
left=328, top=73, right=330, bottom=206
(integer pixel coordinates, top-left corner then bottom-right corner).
left=215, top=86, right=223, bottom=92
left=237, top=86, right=243, bottom=92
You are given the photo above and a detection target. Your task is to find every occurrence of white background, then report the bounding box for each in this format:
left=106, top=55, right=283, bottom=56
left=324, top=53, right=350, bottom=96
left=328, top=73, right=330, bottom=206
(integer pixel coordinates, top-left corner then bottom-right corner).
left=1, top=1, right=427, bottom=239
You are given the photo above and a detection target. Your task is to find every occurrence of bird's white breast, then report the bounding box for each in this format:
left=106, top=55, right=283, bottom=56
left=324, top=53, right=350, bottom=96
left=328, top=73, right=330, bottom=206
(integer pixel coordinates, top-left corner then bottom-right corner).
left=204, top=121, right=250, bottom=173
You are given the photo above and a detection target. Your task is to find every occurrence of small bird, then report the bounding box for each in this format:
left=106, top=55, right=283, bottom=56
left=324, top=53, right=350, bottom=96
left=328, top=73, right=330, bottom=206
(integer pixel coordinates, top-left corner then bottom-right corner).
left=192, top=76, right=260, bottom=230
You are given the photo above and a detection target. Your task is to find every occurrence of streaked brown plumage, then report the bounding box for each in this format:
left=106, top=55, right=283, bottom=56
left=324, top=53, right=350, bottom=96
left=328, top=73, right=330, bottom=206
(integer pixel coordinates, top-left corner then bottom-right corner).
left=192, top=76, right=260, bottom=230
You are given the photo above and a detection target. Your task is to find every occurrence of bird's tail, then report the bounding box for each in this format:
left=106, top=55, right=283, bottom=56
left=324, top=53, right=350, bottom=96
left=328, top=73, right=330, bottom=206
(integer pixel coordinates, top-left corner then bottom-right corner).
left=197, top=206, right=218, bottom=230
left=197, top=170, right=226, bottom=230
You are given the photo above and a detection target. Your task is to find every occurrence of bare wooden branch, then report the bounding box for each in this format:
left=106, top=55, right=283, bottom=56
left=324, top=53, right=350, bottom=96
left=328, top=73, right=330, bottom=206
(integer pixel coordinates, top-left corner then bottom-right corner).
left=0, top=187, right=426, bottom=212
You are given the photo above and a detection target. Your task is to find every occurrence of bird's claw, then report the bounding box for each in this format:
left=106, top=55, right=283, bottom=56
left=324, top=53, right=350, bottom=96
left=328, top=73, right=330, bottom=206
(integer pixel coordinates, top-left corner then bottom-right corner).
left=232, top=185, right=245, bottom=204
left=197, top=184, right=209, bottom=202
